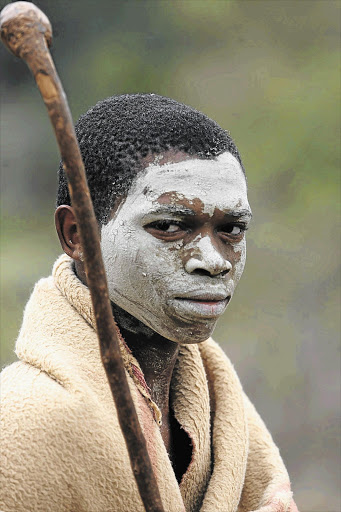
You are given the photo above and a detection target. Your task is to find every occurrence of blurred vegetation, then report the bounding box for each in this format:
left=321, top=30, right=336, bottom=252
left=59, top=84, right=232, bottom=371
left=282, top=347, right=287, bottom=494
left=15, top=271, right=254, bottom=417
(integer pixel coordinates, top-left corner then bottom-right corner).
left=1, top=0, right=340, bottom=510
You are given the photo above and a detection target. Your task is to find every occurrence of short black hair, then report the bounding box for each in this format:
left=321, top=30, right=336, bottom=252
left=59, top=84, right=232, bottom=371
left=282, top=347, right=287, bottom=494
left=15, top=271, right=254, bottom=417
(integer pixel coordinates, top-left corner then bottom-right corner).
left=57, top=93, right=244, bottom=224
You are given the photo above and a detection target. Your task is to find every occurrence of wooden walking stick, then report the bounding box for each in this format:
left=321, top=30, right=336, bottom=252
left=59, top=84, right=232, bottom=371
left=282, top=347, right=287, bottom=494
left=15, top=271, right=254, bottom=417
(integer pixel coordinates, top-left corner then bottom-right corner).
left=0, top=3, right=165, bottom=511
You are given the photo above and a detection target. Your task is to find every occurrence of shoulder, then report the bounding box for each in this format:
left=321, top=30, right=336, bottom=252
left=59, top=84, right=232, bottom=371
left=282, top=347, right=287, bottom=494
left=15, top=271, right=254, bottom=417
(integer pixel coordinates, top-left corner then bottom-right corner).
left=0, top=361, right=82, bottom=511
left=1, top=360, right=82, bottom=462
left=1, top=359, right=94, bottom=443
left=1, top=358, right=72, bottom=406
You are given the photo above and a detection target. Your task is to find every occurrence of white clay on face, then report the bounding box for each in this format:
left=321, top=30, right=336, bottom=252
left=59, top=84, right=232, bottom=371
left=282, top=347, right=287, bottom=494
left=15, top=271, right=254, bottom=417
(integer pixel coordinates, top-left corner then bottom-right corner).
left=100, top=152, right=251, bottom=343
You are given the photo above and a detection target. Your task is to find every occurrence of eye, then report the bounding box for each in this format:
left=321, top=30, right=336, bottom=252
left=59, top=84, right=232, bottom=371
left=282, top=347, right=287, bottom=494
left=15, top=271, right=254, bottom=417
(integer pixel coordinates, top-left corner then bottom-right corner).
left=144, top=220, right=188, bottom=239
left=219, top=223, right=247, bottom=240
left=154, top=221, right=183, bottom=233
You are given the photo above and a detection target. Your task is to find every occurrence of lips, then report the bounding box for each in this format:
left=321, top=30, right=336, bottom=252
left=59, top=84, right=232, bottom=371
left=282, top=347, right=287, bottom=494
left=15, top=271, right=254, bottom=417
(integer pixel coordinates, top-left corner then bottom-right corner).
left=174, top=290, right=230, bottom=302
left=169, top=292, right=231, bottom=319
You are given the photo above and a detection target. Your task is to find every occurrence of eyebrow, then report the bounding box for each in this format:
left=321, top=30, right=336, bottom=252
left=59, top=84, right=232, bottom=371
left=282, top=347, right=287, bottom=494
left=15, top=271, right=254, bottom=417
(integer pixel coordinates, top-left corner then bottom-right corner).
left=149, top=205, right=253, bottom=219
left=149, top=205, right=196, bottom=216
left=225, top=209, right=253, bottom=219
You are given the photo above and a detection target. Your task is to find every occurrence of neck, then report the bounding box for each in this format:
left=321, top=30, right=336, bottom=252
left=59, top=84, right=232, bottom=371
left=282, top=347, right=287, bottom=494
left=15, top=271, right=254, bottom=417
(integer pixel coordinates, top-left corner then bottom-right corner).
left=73, top=261, right=179, bottom=412
left=112, top=303, right=179, bottom=415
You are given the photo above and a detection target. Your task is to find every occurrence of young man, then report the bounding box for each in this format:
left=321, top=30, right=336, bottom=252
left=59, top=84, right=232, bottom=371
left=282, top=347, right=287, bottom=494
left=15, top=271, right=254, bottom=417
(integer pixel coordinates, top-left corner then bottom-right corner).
left=0, top=94, right=298, bottom=511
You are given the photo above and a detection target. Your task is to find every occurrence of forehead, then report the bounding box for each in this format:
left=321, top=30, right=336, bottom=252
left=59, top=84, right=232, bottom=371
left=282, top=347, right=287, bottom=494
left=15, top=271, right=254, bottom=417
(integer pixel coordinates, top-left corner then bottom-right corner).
left=125, top=152, right=249, bottom=213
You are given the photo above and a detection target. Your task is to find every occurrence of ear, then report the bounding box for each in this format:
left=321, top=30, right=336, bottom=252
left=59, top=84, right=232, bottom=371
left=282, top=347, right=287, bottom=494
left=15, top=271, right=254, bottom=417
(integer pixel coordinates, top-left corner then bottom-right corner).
left=55, top=205, right=83, bottom=261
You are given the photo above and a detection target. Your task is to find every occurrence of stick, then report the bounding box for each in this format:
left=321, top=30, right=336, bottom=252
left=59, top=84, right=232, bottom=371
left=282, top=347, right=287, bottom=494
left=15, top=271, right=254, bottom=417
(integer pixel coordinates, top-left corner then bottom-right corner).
left=0, top=3, right=165, bottom=511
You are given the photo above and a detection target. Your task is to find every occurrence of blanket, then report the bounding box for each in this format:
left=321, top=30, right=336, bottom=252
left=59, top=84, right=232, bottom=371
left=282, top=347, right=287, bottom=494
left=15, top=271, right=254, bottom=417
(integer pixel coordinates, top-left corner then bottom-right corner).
left=0, top=254, right=298, bottom=511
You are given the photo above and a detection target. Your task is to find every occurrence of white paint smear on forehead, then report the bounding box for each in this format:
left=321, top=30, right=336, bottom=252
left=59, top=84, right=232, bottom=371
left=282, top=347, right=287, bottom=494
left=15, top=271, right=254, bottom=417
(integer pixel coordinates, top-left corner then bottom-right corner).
left=127, top=151, right=250, bottom=217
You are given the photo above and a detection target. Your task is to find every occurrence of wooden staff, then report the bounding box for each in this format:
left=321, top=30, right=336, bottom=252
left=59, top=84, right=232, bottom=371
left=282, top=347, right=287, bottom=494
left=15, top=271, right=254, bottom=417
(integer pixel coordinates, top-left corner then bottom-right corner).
left=0, top=3, right=165, bottom=511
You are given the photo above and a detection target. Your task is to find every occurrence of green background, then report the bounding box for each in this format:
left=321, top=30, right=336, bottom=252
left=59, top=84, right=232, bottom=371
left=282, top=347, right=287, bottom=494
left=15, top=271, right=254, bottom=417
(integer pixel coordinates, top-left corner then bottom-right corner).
left=1, top=0, right=340, bottom=510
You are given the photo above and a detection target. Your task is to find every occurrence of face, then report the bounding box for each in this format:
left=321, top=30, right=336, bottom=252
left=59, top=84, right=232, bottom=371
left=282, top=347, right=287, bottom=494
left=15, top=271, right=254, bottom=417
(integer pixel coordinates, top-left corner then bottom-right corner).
left=100, top=151, right=252, bottom=343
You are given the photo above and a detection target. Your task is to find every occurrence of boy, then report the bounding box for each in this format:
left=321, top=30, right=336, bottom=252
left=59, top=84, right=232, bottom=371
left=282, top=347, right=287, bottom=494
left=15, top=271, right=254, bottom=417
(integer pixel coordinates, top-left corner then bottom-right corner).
left=0, top=94, right=298, bottom=511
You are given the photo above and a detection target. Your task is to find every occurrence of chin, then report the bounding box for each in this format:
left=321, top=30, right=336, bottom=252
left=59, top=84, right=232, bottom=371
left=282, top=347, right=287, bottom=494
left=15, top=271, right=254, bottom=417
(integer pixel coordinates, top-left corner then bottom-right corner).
left=164, top=321, right=217, bottom=345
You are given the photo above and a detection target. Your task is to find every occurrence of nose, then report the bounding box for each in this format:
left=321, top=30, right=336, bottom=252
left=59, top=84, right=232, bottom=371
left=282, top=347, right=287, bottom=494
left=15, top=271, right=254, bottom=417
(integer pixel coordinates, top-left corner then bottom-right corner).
left=184, top=236, right=232, bottom=277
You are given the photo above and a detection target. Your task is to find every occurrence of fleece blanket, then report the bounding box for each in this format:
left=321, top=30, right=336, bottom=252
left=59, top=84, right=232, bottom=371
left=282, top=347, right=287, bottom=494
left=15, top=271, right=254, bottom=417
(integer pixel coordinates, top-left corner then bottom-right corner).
left=0, top=254, right=298, bottom=512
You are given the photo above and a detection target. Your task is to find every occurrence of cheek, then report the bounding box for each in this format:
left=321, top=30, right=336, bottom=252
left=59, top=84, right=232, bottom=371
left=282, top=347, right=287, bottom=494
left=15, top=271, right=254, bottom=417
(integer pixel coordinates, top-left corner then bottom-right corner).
left=230, top=242, right=246, bottom=283
left=101, top=225, right=118, bottom=267
left=101, top=222, right=140, bottom=282
left=135, top=240, right=186, bottom=288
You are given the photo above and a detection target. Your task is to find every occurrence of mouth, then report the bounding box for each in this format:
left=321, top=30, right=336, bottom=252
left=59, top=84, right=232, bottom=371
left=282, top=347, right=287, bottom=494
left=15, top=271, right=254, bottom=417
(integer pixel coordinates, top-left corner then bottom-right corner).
left=170, top=294, right=231, bottom=319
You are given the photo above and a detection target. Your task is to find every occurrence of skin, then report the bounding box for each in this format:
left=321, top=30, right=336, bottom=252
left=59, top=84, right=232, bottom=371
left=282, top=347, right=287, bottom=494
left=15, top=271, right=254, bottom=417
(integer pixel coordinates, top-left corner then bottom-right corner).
left=55, top=149, right=251, bottom=467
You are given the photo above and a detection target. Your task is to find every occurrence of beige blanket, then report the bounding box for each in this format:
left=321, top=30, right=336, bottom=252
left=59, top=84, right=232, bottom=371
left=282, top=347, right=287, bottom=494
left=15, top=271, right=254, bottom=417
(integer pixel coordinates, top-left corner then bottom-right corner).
left=0, top=255, right=298, bottom=511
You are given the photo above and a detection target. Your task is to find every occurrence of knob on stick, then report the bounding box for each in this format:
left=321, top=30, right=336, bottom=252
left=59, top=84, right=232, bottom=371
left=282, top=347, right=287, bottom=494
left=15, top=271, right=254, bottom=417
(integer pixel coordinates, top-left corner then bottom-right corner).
left=1, top=1, right=52, bottom=58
